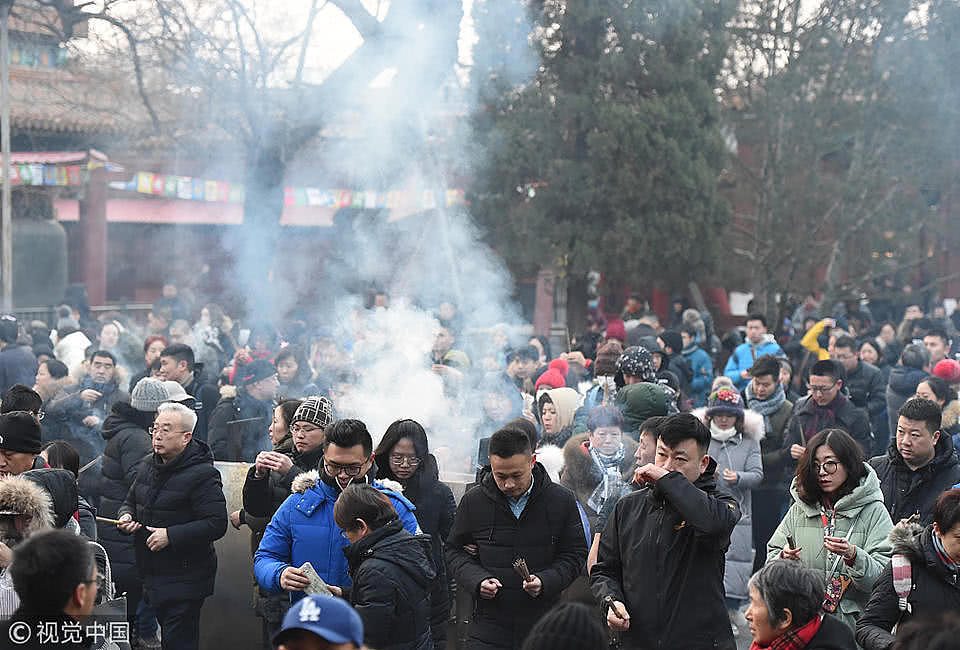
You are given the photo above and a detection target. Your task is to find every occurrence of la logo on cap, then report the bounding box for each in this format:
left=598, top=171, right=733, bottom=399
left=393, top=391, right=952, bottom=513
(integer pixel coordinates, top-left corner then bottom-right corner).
left=299, top=598, right=322, bottom=623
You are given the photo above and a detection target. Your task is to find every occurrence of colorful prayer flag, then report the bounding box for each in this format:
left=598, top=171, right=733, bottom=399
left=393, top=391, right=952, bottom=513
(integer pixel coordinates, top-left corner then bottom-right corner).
left=191, top=179, right=205, bottom=200
left=151, top=175, right=164, bottom=194
left=284, top=187, right=296, bottom=206
left=137, top=172, right=153, bottom=194
left=177, top=177, right=193, bottom=200
left=204, top=180, right=218, bottom=201
left=55, top=167, right=68, bottom=186
left=67, top=166, right=81, bottom=186
left=164, top=176, right=178, bottom=197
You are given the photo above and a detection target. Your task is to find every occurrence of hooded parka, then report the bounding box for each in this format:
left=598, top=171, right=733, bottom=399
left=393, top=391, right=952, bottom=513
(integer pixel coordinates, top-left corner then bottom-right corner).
left=446, top=462, right=587, bottom=650
left=590, top=458, right=741, bottom=650
left=698, top=408, right=764, bottom=602
left=855, top=522, right=960, bottom=650
left=97, top=402, right=152, bottom=580
left=344, top=520, right=436, bottom=650
left=766, top=464, right=894, bottom=635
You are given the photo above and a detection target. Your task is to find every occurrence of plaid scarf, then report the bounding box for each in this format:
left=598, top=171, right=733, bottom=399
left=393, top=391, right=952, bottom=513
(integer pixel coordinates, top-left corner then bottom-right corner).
left=587, top=444, right=626, bottom=514
left=749, top=615, right=823, bottom=650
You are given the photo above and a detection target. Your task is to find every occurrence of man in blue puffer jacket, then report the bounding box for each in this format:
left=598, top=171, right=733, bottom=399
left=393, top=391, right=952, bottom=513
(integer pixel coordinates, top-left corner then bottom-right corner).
left=724, top=314, right=783, bottom=390
left=254, top=419, right=420, bottom=601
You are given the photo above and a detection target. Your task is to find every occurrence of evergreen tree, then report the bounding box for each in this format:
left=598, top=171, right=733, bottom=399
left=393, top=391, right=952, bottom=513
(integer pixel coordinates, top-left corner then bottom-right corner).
left=469, top=0, right=736, bottom=307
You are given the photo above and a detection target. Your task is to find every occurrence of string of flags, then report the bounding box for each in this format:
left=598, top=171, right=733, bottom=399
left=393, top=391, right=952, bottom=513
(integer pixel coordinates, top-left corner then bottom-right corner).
left=4, top=164, right=85, bottom=187
left=108, top=171, right=467, bottom=209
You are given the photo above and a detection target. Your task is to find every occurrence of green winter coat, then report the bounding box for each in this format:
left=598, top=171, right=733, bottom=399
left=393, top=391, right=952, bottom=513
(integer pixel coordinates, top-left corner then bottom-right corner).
left=766, top=464, right=893, bottom=638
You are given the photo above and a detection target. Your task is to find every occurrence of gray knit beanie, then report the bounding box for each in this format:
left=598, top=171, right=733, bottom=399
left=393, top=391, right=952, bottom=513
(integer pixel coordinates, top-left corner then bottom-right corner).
left=292, top=395, right=334, bottom=429
left=131, top=378, right=170, bottom=412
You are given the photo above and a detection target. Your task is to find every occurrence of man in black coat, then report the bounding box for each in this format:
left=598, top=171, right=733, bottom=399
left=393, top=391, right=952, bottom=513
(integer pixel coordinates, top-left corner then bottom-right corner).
left=337, top=483, right=436, bottom=650
left=834, top=335, right=889, bottom=453
left=118, top=401, right=227, bottom=650
left=591, top=413, right=741, bottom=650
left=869, top=397, right=960, bottom=525
left=0, top=315, right=36, bottom=396
left=856, top=496, right=960, bottom=650
left=447, top=427, right=587, bottom=650
left=208, top=359, right=278, bottom=461
left=157, top=343, right=220, bottom=444
left=783, top=359, right=874, bottom=458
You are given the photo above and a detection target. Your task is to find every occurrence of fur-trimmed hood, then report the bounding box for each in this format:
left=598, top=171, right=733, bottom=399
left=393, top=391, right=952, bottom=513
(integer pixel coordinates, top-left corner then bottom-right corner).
left=944, top=400, right=960, bottom=430
left=0, top=474, right=55, bottom=534
left=692, top=407, right=765, bottom=441
left=290, top=469, right=403, bottom=496
left=560, top=433, right=637, bottom=502
left=536, top=444, right=565, bottom=483
left=889, top=520, right=926, bottom=563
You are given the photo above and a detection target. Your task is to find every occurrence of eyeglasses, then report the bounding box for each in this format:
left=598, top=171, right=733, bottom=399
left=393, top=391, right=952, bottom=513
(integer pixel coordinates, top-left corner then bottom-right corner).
left=807, top=381, right=838, bottom=394
left=814, top=460, right=840, bottom=475
left=149, top=425, right=190, bottom=436
left=389, top=454, right=421, bottom=467
left=291, top=424, right=321, bottom=435
left=324, top=461, right=365, bottom=477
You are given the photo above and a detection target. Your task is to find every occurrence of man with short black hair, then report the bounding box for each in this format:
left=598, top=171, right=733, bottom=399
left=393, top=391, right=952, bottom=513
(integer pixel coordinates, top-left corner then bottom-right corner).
left=0, top=529, right=97, bottom=649
left=870, top=397, right=960, bottom=524
left=254, top=419, right=419, bottom=603
left=679, top=325, right=712, bottom=407
left=924, top=328, right=951, bottom=367
left=46, top=350, right=126, bottom=463
left=833, top=334, right=888, bottom=453
left=447, top=427, right=587, bottom=649
left=0, top=385, right=42, bottom=416
left=886, top=343, right=931, bottom=445
left=744, top=354, right=795, bottom=571
left=158, top=343, right=219, bottom=443
left=724, top=314, right=783, bottom=391
left=0, top=315, right=36, bottom=396
left=784, top=359, right=873, bottom=457
left=208, top=359, right=277, bottom=461
left=591, top=413, right=741, bottom=649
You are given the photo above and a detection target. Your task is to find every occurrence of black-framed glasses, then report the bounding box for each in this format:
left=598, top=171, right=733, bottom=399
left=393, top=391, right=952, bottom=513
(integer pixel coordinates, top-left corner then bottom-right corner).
left=389, top=454, right=421, bottom=467
left=324, top=461, right=364, bottom=477
left=814, top=460, right=840, bottom=475
left=807, top=381, right=838, bottom=394
left=291, top=424, right=322, bottom=435
left=149, top=424, right=189, bottom=436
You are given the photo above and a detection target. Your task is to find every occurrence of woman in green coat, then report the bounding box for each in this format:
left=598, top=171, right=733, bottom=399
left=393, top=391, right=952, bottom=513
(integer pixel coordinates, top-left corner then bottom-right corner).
left=767, top=428, right=893, bottom=638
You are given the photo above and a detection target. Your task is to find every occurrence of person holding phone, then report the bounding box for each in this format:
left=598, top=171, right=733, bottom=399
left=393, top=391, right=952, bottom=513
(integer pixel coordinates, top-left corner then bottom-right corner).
left=766, top=428, right=893, bottom=636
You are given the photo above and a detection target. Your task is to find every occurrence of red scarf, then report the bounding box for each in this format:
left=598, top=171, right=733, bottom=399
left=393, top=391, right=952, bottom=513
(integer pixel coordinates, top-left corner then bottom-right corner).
left=750, top=615, right=823, bottom=650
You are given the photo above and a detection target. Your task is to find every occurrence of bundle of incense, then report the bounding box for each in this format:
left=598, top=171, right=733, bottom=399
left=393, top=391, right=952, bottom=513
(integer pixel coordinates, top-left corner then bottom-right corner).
left=512, top=557, right=531, bottom=581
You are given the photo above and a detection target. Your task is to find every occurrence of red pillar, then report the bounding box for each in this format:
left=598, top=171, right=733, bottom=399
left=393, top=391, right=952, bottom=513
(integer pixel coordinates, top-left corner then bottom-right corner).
left=78, top=166, right=107, bottom=305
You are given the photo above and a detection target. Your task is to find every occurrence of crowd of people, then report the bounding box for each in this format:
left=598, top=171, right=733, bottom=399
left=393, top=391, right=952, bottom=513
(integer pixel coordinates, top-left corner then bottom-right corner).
left=1, top=287, right=960, bottom=649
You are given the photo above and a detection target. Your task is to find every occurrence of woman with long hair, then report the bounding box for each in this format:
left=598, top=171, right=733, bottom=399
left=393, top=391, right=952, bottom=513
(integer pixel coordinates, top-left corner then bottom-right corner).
left=375, top=419, right=456, bottom=650
left=767, top=428, right=893, bottom=636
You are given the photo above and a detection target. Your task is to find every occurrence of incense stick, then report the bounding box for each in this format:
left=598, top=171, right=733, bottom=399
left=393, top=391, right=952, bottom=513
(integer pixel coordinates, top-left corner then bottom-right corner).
left=512, top=557, right=531, bottom=581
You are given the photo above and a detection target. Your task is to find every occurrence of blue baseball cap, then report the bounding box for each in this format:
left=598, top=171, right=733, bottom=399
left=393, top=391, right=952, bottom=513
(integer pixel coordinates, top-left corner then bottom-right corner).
left=273, top=595, right=363, bottom=648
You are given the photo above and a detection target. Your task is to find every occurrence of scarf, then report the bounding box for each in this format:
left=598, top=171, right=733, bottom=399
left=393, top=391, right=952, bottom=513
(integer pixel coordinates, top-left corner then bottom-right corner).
left=749, top=614, right=823, bottom=650
left=933, top=530, right=960, bottom=574
left=710, top=421, right=739, bottom=442
left=587, top=444, right=626, bottom=514
left=746, top=383, right=786, bottom=433
left=803, top=396, right=842, bottom=442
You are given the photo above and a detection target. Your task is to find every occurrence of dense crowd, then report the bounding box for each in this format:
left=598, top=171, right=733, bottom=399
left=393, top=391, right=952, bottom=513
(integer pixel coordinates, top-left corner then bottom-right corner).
left=0, top=287, right=959, bottom=650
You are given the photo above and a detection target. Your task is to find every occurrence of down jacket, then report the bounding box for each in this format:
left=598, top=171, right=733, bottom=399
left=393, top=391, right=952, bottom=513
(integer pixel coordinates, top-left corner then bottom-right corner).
left=118, top=439, right=228, bottom=607
left=253, top=469, right=420, bottom=598
left=344, top=520, right=436, bottom=650
left=698, top=408, right=764, bottom=602
left=446, top=463, right=587, bottom=650
left=766, top=464, right=894, bottom=635
left=97, top=402, right=152, bottom=580
left=590, top=458, right=741, bottom=650
left=856, top=521, right=960, bottom=650
left=869, top=428, right=960, bottom=525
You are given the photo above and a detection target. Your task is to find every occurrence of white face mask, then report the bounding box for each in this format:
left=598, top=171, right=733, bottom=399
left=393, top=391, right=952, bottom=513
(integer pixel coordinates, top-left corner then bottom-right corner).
left=710, top=421, right=738, bottom=442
